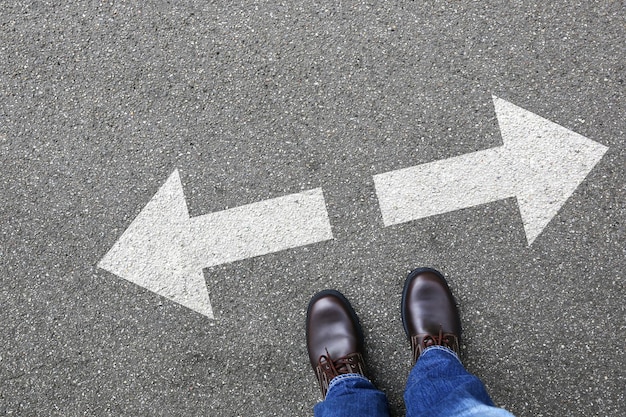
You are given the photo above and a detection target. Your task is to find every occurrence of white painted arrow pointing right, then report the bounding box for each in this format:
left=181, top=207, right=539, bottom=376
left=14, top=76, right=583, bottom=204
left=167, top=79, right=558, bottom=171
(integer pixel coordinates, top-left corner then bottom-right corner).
left=374, top=96, right=608, bottom=245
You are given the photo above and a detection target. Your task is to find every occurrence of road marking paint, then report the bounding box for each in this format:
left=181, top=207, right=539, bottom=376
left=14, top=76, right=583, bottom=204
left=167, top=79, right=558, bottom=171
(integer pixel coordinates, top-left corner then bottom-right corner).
left=98, top=170, right=333, bottom=318
left=374, top=96, right=608, bottom=245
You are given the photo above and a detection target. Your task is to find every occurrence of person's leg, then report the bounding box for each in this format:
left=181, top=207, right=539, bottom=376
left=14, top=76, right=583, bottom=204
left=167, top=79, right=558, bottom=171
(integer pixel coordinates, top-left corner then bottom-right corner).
left=401, top=268, right=515, bottom=417
left=307, top=290, right=390, bottom=417
left=404, top=346, right=514, bottom=417
left=313, top=374, right=390, bottom=417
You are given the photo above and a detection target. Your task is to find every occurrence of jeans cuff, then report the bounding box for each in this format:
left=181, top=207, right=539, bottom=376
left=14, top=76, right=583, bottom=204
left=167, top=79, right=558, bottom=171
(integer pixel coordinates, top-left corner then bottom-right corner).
left=327, top=373, right=370, bottom=396
left=421, top=345, right=462, bottom=364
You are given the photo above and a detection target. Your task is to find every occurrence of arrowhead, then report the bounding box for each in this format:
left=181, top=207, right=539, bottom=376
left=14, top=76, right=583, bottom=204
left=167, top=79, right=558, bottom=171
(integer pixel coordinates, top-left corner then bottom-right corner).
left=98, top=170, right=214, bottom=318
left=493, top=96, right=608, bottom=245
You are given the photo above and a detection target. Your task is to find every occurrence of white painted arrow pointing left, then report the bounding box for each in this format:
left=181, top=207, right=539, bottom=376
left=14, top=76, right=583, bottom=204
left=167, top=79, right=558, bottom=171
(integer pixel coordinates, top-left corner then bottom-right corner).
left=98, top=170, right=334, bottom=318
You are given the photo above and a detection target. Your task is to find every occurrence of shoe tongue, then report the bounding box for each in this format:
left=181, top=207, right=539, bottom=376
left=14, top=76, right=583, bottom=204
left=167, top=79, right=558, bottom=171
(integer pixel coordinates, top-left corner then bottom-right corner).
left=335, top=360, right=350, bottom=374
left=320, top=353, right=351, bottom=374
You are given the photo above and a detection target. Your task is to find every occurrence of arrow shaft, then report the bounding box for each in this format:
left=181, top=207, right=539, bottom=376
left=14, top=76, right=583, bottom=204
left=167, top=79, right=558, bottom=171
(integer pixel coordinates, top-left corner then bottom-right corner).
left=374, top=147, right=516, bottom=226
left=188, top=188, right=333, bottom=267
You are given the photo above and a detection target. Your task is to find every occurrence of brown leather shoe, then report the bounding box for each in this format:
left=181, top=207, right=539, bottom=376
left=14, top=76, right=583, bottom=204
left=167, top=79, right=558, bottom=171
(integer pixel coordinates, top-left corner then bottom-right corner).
left=401, top=268, right=461, bottom=363
left=306, top=290, right=366, bottom=398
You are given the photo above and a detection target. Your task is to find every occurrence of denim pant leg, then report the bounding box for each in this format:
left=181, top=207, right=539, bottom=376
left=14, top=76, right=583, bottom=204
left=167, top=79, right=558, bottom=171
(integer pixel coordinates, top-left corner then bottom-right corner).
left=314, top=374, right=391, bottom=417
left=404, top=346, right=515, bottom=417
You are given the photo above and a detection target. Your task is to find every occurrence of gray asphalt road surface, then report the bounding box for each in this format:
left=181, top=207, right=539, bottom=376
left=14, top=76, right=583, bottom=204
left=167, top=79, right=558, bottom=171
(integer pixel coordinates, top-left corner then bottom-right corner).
left=1, top=1, right=624, bottom=416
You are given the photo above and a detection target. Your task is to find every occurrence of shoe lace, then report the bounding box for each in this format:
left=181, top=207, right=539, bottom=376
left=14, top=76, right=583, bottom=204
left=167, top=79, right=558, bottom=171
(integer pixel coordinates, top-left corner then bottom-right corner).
left=315, top=349, right=365, bottom=397
left=412, top=326, right=460, bottom=363
left=318, top=349, right=359, bottom=375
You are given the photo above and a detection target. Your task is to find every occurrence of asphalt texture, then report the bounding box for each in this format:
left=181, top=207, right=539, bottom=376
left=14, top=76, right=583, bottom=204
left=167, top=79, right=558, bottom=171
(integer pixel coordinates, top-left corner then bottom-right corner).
left=1, top=1, right=625, bottom=416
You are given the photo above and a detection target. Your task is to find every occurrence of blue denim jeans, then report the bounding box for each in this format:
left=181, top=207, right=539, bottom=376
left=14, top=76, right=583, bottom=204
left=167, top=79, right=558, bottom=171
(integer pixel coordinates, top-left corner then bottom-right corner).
left=313, top=346, right=515, bottom=417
